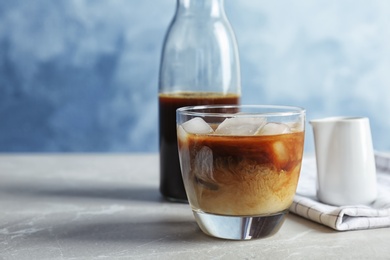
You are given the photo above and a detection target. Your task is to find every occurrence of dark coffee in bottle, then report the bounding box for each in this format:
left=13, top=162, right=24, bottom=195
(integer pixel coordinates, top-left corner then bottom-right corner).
left=159, top=92, right=240, bottom=201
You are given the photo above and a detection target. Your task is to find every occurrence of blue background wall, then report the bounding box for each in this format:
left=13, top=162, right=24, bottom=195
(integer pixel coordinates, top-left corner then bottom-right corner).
left=1, top=0, right=389, bottom=152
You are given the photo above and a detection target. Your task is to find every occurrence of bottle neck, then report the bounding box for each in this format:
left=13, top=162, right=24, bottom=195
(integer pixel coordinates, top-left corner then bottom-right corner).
left=176, top=0, right=225, bottom=18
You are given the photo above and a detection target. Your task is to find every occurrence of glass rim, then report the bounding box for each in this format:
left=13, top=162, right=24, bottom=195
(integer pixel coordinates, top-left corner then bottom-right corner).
left=177, top=104, right=305, bottom=118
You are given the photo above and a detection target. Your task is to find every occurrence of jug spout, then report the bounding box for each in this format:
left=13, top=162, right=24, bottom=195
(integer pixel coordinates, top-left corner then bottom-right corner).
left=309, top=117, right=334, bottom=130
left=309, top=119, right=321, bottom=127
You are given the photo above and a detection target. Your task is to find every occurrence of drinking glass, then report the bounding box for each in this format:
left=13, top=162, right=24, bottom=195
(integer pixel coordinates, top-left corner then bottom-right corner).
left=177, top=105, right=305, bottom=240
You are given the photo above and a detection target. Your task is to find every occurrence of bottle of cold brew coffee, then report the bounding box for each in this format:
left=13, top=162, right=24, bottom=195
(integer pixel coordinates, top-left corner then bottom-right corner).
left=158, top=0, right=241, bottom=202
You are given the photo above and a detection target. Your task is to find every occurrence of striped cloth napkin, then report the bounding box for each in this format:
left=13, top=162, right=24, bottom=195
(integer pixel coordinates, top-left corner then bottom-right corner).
left=290, top=152, right=390, bottom=231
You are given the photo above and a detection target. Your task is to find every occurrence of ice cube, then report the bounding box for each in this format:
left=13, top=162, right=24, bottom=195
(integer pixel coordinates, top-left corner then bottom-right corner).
left=177, top=125, right=188, bottom=143
left=256, top=122, right=291, bottom=135
left=193, top=146, right=218, bottom=190
left=182, top=117, right=214, bottom=134
left=215, top=117, right=266, bottom=135
left=273, top=141, right=289, bottom=168
left=287, top=122, right=304, bottom=132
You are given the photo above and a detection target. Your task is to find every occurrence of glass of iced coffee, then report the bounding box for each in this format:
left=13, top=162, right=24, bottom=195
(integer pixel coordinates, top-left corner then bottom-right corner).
left=177, top=105, right=305, bottom=240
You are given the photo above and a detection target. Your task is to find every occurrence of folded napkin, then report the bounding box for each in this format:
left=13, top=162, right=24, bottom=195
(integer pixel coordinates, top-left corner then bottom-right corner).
left=290, top=152, right=390, bottom=231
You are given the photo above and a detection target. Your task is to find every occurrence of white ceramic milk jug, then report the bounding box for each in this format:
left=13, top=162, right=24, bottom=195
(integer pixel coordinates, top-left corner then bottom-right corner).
left=310, top=117, right=377, bottom=206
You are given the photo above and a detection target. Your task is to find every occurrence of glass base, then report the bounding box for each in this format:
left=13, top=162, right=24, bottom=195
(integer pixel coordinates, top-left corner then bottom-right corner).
left=193, top=210, right=288, bottom=240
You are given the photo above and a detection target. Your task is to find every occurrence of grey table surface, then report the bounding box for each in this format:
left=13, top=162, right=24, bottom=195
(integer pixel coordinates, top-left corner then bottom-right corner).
left=0, top=154, right=389, bottom=260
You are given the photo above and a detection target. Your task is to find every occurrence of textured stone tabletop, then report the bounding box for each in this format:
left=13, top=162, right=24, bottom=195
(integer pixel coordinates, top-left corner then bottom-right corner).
left=0, top=154, right=389, bottom=259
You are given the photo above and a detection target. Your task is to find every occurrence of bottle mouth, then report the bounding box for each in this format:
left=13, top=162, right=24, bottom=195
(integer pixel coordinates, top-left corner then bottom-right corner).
left=175, top=0, right=227, bottom=18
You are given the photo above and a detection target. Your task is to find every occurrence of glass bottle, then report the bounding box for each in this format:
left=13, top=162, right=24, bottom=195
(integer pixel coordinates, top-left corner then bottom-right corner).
left=158, top=0, right=241, bottom=201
